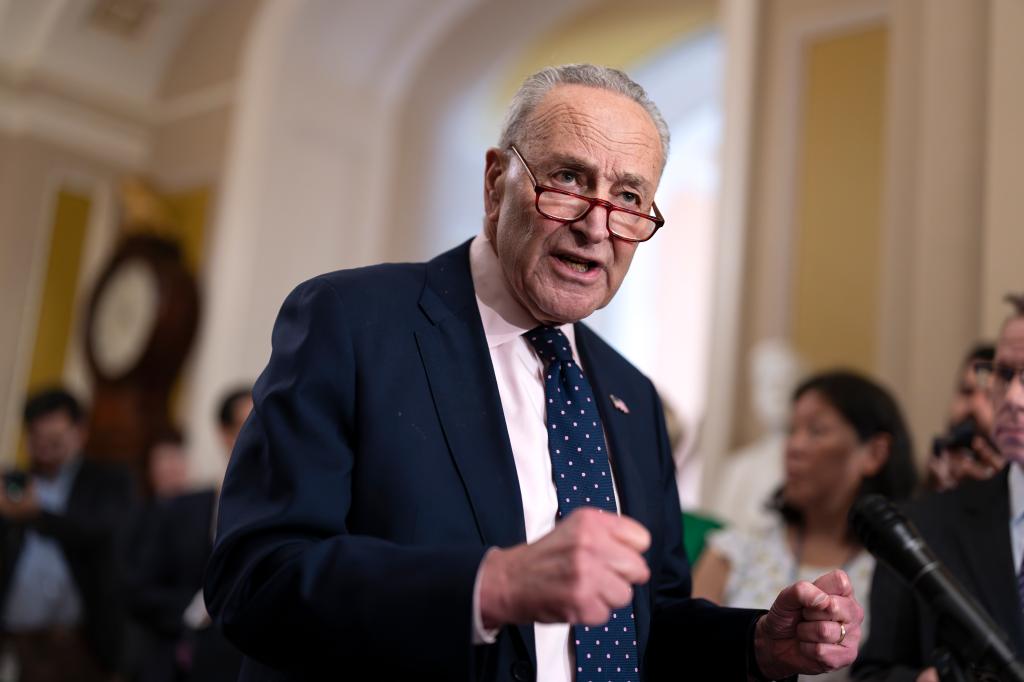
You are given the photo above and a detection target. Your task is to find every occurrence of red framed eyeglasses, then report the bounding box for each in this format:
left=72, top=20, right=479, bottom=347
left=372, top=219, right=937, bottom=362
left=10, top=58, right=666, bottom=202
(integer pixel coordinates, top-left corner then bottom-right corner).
left=509, top=145, right=665, bottom=243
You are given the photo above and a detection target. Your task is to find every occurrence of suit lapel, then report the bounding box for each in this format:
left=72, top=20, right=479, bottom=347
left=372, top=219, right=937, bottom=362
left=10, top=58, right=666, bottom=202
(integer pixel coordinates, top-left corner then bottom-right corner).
left=414, top=243, right=536, bottom=664
left=415, top=243, right=527, bottom=550
left=954, top=469, right=1024, bottom=649
left=575, top=324, right=653, bottom=660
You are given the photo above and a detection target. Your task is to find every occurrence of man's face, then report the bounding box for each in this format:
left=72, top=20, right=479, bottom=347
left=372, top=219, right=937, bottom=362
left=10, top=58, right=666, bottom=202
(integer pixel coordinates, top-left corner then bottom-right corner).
left=993, top=317, right=1024, bottom=464
left=26, top=411, right=84, bottom=478
left=148, top=441, right=189, bottom=499
left=219, top=395, right=253, bottom=455
left=483, top=84, right=664, bottom=325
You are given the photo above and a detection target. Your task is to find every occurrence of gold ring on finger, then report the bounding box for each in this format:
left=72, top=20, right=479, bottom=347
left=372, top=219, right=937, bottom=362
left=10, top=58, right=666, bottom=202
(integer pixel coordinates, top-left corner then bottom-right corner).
left=837, top=622, right=847, bottom=645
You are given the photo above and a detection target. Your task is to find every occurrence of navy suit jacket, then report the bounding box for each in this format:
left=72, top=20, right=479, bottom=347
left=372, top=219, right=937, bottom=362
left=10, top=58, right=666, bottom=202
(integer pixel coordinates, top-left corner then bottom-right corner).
left=205, top=241, right=761, bottom=681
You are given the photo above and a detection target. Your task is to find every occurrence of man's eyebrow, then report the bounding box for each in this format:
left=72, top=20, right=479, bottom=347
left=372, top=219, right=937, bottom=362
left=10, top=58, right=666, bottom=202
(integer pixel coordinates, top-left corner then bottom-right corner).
left=544, top=153, right=594, bottom=174
left=618, top=171, right=651, bottom=190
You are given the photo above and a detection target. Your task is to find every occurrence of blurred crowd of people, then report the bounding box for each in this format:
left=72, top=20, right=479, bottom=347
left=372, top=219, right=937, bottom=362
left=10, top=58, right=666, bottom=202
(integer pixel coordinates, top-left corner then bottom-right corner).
left=1, top=289, right=1022, bottom=681
left=690, top=292, right=1024, bottom=682
left=0, top=385, right=252, bottom=682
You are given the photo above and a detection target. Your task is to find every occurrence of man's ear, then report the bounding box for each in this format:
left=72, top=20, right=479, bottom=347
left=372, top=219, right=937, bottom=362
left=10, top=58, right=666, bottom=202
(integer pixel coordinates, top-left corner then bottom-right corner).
left=71, top=424, right=88, bottom=452
left=483, top=148, right=507, bottom=224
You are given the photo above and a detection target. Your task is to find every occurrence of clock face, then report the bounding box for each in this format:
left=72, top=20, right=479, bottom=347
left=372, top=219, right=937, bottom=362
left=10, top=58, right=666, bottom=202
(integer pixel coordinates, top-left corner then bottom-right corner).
left=90, top=258, right=160, bottom=379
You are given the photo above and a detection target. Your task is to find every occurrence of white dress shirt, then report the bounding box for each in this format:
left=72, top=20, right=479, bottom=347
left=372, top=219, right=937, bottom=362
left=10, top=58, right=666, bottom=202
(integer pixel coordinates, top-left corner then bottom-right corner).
left=468, top=232, right=621, bottom=682
left=3, top=458, right=84, bottom=630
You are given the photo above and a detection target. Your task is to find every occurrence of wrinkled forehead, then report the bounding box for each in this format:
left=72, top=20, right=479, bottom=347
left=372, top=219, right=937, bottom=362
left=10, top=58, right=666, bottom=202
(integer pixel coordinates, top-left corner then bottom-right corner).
left=521, top=86, right=665, bottom=184
left=28, top=410, right=78, bottom=436
left=996, top=316, right=1024, bottom=364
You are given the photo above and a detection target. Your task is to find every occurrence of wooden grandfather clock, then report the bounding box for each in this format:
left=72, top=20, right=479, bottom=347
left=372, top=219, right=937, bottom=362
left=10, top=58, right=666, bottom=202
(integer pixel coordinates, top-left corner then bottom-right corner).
left=83, top=180, right=200, bottom=470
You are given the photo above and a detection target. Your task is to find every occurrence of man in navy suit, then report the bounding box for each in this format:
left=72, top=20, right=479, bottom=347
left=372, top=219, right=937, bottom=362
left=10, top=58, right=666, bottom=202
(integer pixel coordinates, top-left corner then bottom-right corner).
left=854, top=296, right=1024, bottom=681
left=205, top=64, right=863, bottom=681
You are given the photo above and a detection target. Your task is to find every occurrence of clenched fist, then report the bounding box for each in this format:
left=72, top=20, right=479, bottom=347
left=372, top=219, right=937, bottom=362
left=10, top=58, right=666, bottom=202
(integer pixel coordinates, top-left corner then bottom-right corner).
left=479, top=507, right=651, bottom=628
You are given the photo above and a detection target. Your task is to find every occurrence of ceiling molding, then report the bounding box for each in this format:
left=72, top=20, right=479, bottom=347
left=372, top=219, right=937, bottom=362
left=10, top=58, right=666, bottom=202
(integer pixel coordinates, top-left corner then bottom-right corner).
left=0, top=78, right=150, bottom=168
left=0, top=63, right=236, bottom=168
left=154, top=80, right=235, bottom=125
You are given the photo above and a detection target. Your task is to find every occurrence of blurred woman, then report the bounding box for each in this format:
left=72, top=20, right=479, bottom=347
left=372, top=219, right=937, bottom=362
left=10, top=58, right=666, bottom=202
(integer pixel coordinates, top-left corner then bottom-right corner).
left=693, top=370, right=917, bottom=681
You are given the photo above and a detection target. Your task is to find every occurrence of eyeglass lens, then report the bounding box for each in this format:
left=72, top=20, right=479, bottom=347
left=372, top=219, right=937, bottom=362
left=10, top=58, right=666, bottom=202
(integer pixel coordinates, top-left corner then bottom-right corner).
left=975, top=362, right=1024, bottom=394
left=538, top=193, right=657, bottom=240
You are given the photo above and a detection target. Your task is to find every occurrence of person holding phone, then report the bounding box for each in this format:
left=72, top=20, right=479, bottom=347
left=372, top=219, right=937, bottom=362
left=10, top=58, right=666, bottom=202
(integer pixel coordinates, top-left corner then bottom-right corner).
left=0, top=387, right=134, bottom=682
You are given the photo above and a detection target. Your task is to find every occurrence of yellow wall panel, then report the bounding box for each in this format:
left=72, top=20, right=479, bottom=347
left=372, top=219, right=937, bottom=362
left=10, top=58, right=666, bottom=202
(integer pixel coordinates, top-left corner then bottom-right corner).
left=499, top=0, right=716, bottom=105
left=165, top=186, right=211, bottom=275
left=792, top=25, right=888, bottom=374
left=18, top=189, right=92, bottom=465
left=26, top=190, right=92, bottom=392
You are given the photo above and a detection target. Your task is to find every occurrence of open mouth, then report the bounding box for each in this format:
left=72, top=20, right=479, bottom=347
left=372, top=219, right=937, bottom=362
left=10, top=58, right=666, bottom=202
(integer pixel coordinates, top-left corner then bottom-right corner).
left=556, top=254, right=598, bottom=274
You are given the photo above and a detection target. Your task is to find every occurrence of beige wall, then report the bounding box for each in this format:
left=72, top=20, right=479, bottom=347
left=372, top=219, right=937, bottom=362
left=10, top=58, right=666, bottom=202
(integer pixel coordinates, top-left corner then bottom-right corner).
left=0, top=133, right=126, bottom=460
left=892, top=0, right=989, bottom=466
left=0, top=0, right=263, bottom=466
left=722, top=0, right=998, bottom=482
left=981, top=0, right=1024, bottom=335
left=160, top=0, right=261, bottom=101
left=152, top=0, right=262, bottom=192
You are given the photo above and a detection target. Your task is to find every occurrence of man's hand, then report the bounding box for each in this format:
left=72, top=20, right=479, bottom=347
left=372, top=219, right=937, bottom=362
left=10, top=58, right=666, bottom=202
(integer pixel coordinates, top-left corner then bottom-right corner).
left=753, top=569, right=864, bottom=679
left=478, top=507, right=651, bottom=628
left=930, top=436, right=1005, bottom=491
left=916, top=667, right=939, bottom=682
left=0, top=483, right=40, bottom=522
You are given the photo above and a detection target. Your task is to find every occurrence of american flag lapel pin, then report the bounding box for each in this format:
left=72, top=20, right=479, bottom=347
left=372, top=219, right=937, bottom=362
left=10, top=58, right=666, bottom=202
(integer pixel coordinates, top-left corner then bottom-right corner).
left=609, top=394, right=630, bottom=414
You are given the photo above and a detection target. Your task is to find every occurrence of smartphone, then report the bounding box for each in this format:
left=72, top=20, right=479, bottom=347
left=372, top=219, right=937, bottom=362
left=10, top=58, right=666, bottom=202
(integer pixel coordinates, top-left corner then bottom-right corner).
left=2, top=471, right=28, bottom=502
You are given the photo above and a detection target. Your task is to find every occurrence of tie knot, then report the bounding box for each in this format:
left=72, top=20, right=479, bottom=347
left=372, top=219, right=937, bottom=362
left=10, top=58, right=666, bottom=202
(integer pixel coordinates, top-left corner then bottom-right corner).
left=525, top=326, right=574, bottom=364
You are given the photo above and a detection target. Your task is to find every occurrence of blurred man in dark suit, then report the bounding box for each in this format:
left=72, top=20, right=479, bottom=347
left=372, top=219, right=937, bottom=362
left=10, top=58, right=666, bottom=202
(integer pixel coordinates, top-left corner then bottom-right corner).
left=0, top=387, right=134, bottom=682
left=927, top=343, right=1001, bottom=491
left=855, top=294, right=1024, bottom=681
left=130, top=387, right=251, bottom=682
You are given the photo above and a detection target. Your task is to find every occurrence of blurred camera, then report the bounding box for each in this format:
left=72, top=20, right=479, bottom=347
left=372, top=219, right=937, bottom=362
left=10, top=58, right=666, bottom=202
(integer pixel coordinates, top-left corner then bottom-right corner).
left=2, top=471, right=29, bottom=502
left=932, top=417, right=977, bottom=459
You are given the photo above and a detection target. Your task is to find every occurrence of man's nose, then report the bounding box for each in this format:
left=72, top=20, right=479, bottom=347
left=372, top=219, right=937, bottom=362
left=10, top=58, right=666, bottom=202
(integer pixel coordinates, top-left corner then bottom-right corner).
left=570, top=203, right=610, bottom=244
left=1006, top=372, right=1024, bottom=406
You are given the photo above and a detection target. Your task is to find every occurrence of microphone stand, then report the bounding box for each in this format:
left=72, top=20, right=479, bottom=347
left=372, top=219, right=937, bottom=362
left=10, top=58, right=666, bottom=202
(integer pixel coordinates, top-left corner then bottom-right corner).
left=933, top=644, right=974, bottom=682
left=933, top=614, right=1024, bottom=682
left=848, top=495, right=1024, bottom=682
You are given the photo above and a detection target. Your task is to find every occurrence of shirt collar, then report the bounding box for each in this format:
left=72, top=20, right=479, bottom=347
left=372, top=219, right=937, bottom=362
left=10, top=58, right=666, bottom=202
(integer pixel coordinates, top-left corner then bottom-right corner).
left=1008, top=461, right=1024, bottom=525
left=35, top=456, right=81, bottom=513
left=469, top=232, right=576, bottom=350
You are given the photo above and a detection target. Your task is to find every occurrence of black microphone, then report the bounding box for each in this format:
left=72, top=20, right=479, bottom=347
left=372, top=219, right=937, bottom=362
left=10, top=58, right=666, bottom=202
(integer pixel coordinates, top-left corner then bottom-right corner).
left=849, top=494, right=1024, bottom=682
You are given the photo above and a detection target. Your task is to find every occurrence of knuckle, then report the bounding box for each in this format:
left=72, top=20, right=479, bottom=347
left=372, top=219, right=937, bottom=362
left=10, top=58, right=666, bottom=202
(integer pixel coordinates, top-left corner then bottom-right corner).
left=569, top=582, right=592, bottom=608
left=568, top=547, right=590, bottom=578
left=582, top=604, right=610, bottom=626
left=577, top=507, right=602, bottom=526
left=611, top=582, right=631, bottom=608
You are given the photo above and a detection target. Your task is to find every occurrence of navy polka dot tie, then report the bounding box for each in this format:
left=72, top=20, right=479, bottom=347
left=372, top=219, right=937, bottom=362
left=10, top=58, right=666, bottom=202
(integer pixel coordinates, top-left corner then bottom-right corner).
left=525, top=326, right=639, bottom=682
